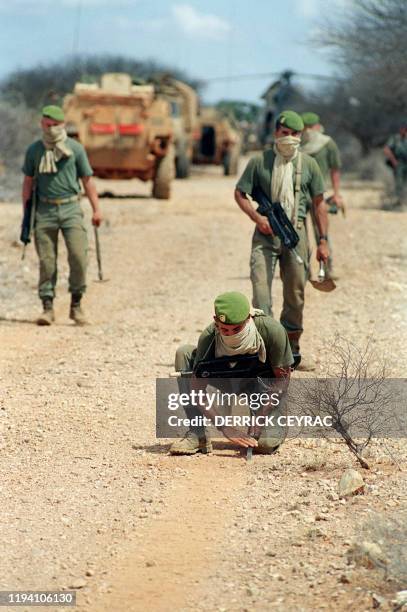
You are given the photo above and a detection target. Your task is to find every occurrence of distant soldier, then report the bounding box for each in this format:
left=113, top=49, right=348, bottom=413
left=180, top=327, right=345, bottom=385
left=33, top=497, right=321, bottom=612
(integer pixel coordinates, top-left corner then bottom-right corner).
left=22, top=105, right=102, bottom=326
left=383, top=122, right=407, bottom=206
left=301, top=112, right=343, bottom=278
left=170, top=291, right=293, bottom=455
left=235, top=110, right=328, bottom=371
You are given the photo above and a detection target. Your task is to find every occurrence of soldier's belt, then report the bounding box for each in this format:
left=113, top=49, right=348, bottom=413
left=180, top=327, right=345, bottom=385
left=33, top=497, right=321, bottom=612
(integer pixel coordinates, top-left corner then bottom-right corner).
left=39, top=195, right=79, bottom=205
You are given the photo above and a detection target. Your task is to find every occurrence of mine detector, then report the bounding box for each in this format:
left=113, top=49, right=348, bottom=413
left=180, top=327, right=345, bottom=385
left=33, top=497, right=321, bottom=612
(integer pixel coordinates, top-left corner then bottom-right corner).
left=192, top=107, right=242, bottom=176
left=154, top=77, right=199, bottom=179
left=63, top=73, right=174, bottom=199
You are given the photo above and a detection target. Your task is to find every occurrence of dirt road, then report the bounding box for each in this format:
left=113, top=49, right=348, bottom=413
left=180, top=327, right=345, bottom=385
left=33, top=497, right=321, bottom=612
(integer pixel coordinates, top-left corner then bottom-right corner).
left=0, top=162, right=406, bottom=611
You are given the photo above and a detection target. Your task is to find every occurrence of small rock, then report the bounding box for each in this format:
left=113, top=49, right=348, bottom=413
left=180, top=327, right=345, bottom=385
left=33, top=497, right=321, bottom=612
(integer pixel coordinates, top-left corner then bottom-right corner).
left=246, top=585, right=259, bottom=597
left=69, top=578, right=87, bottom=589
left=372, top=593, right=385, bottom=608
left=85, top=569, right=94, bottom=577
left=346, top=542, right=387, bottom=570
left=339, top=468, right=365, bottom=498
left=339, top=573, right=351, bottom=584
left=146, top=560, right=156, bottom=567
left=393, top=591, right=407, bottom=608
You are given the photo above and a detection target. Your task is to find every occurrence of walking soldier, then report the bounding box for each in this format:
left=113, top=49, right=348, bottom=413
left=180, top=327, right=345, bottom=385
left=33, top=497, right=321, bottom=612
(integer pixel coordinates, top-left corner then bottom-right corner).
left=234, top=110, right=328, bottom=371
left=22, top=105, right=102, bottom=325
left=384, top=122, right=407, bottom=206
left=301, top=111, right=343, bottom=278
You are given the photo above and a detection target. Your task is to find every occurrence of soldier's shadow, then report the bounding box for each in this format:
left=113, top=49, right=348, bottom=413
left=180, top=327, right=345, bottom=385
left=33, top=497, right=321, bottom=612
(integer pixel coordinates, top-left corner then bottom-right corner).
left=0, top=316, right=37, bottom=325
left=99, top=192, right=151, bottom=199
left=133, top=441, right=245, bottom=459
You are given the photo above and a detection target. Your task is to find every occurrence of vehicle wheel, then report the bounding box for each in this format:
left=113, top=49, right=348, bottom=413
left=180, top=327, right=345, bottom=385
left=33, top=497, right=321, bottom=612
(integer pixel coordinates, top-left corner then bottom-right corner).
left=175, top=152, right=190, bottom=179
left=223, top=148, right=239, bottom=176
left=152, top=145, right=175, bottom=200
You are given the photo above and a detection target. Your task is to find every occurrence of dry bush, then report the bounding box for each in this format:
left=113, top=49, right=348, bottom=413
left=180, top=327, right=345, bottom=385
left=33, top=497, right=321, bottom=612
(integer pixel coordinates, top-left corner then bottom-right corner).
left=289, top=336, right=405, bottom=469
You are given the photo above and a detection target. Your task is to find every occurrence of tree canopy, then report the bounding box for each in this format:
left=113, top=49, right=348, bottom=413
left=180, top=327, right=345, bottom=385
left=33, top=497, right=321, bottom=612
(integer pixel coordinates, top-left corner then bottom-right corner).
left=0, top=55, right=202, bottom=110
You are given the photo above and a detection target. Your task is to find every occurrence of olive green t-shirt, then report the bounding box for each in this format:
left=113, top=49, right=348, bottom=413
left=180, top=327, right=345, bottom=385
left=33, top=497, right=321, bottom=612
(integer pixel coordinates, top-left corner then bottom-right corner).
left=312, top=138, right=341, bottom=181
left=386, top=134, right=407, bottom=163
left=193, top=314, right=293, bottom=370
left=236, top=150, right=324, bottom=220
left=22, top=138, right=93, bottom=200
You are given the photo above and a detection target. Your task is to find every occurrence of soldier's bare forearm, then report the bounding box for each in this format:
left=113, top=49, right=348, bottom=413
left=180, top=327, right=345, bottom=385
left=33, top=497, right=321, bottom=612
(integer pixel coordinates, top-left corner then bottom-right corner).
left=81, top=176, right=100, bottom=212
left=313, top=194, right=328, bottom=236
left=234, top=188, right=262, bottom=224
left=22, top=176, right=33, bottom=209
left=330, top=169, right=341, bottom=195
left=383, top=146, right=398, bottom=168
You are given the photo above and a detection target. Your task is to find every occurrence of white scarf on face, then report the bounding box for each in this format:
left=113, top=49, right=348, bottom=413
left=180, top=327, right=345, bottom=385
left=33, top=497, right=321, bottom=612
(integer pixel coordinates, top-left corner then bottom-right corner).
left=215, top=317, right=267, bottom=363
left=40, top=125, right=72, bottom=174
left=272, top=136, right=301, bottom=221
left=301, top=130, right=331, bottom=156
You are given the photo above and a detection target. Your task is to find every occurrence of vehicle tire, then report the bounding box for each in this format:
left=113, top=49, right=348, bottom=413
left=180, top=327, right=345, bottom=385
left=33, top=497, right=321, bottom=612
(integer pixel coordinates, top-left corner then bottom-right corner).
left=223, top=148, right=240, bottom=176
left=175, top=152, right=190, bottom=179
left=152, top=145, right=175, bottom=200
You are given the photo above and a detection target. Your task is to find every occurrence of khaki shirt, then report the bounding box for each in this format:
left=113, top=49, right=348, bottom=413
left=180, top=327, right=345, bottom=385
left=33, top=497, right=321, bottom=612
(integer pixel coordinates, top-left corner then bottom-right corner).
left=236, top=150, right=324, bottom=220
left=386, top=134, right=407, bottom=163
left=193, top=314, right=293, bottom=370
left=22, top=137, right=93, bottom=200
left=311, top=138, right=341, bottom=182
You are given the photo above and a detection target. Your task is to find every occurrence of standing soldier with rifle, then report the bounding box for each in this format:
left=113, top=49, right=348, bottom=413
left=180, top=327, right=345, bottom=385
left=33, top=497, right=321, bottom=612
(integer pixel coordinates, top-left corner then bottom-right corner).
left=301, top=111, right=343, bottom=279
left=383, top=121, right=407, bottom=207
left=234, top=110, right=328, bottom=371
left=21, top=105, right=102, bottom=326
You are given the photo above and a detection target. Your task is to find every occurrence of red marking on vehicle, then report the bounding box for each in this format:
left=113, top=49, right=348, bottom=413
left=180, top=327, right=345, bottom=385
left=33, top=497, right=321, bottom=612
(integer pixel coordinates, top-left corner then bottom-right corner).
left=90, top=123, right=116, bottom=134
left=119, top=124, right=144, bottom=136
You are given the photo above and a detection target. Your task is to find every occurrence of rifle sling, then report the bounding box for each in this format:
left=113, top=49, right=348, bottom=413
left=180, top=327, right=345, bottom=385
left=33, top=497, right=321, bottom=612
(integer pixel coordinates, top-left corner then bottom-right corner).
left=293, top=152, right=302, bottom=227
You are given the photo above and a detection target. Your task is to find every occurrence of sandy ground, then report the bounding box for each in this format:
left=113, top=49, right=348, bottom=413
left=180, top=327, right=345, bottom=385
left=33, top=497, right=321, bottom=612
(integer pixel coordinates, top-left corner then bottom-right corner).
left=0, top=159, right=406, bottom=612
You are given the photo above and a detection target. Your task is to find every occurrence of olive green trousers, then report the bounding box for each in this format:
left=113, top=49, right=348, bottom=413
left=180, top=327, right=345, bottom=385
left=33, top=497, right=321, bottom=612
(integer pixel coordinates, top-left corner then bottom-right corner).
left=250, top=224, right=309, bottom=335
left=394, top=163, right=407, bottom=201
left=34, top=201, right=88, bottom=300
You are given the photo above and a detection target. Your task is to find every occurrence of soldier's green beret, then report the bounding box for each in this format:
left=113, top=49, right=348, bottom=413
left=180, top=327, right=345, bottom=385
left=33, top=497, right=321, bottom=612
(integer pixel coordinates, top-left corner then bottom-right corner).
left=277, top=110, right=304, bottom=132
left=301, top=112, right=320, bottom=127
left=42, top=105, right=65, bottom=122
left=214, top=292, right=250, bottom=325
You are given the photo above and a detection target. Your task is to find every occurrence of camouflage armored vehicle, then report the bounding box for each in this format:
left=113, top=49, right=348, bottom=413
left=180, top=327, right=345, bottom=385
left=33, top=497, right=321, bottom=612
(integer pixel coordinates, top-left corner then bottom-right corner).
left=63, top=73, right=174, bottom=199
left=155, top=77, right=199, bottom=179
left=192, top=107, right=242, bottom=176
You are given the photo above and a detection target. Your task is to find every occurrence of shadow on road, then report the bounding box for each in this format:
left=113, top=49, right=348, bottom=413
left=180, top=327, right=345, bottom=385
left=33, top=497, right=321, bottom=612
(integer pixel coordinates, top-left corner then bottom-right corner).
left=0, top=316, right=36, bottom=325
left=98, top=192, right=151, bottom=200
left=132, top=441, right=247, bottom=459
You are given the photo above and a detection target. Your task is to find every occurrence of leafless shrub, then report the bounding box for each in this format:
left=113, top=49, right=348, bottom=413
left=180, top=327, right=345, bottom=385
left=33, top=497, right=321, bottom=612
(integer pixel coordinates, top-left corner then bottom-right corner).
left=310, top=0, right=407, bottom=154
left=290, top=336, right=405, bottom=469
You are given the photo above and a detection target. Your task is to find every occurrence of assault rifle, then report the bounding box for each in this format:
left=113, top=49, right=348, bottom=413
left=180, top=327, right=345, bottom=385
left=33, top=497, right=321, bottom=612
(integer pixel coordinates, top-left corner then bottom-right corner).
left=20, top=197, right=35, bottom=260
left=251, top=185, right=303, bottom=264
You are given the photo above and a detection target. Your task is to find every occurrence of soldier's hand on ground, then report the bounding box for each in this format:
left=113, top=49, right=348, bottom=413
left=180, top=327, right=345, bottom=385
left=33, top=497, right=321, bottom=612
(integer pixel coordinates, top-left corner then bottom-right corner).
left=316, top=242, right=329, bottom=263
left=256, top=216, right=273, bottom=236
left=92, top=210, right=103, bottom=226
left=221, top=426, right=258, bottom=448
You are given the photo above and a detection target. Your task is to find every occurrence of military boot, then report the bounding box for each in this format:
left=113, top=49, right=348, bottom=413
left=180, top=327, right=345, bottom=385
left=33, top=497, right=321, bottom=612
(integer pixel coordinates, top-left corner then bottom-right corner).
left=37, top=299, right=55, bottom=326
left=69, top=294, right=88, bottom=326
left=169, top=429, right=212, bottom=455
left=254, top=436, right=281, bottom=455
left=287, top=330, right=316, bottom=372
